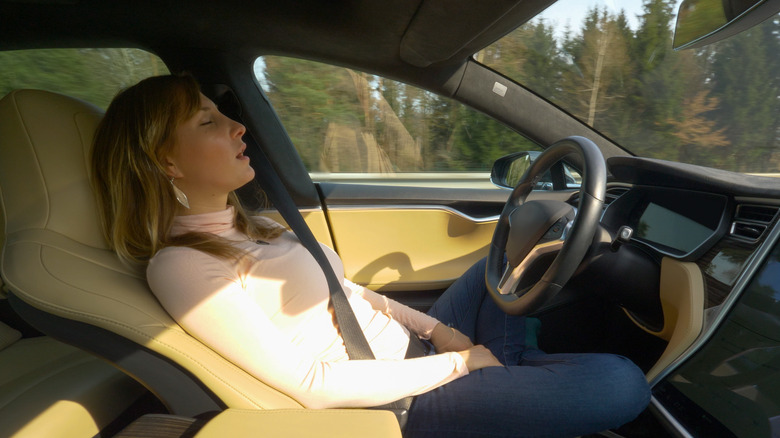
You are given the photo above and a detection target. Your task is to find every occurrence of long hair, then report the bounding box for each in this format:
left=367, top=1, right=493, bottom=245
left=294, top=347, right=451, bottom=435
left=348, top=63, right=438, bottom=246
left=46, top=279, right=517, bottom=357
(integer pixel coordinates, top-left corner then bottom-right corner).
left=91, top=74, right=282, bottom=265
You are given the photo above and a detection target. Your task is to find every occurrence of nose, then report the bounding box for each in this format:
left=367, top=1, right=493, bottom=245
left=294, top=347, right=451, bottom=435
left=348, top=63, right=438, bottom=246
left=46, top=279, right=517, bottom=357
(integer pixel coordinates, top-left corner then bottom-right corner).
left=232, top=119, right=246, bottom=138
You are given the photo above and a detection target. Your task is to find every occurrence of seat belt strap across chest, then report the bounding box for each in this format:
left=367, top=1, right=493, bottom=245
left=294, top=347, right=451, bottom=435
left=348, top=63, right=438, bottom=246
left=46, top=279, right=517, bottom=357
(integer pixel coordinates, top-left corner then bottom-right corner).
left=250, top=143, right=415, bottom=428
left=252, top=152, right=375, bottom=360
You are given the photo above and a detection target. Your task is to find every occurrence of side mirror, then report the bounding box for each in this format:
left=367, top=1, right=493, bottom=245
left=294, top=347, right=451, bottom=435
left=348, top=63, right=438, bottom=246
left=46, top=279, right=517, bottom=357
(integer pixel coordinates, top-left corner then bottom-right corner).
left=490, top=151, right=581, bottom=191
left=673, top=0, right=780, bottom=49
left=490, top=151, right=540, bottom=189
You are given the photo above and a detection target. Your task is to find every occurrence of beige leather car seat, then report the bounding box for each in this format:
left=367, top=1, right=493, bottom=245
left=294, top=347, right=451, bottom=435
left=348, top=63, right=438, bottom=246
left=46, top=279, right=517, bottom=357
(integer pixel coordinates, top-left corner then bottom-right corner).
left=0, top=319, right=147, bottom=438
left=0, top=89, right=307, bottom=416
left=0, top=90, right=148, bottom=437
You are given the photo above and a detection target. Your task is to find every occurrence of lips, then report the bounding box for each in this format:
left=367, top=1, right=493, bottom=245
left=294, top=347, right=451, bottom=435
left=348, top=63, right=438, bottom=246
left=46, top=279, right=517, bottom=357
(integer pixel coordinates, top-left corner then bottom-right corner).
left=236, top=144, right=248, bottom=159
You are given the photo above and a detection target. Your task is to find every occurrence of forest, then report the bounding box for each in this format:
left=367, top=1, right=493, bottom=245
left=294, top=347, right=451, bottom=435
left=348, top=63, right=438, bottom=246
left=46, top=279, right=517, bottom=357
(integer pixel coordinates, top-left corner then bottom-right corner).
left=490, top=0, right=780, bottom=173
left=1, top=0, right=777, bottom=174
left=261, top=0, right=780, bottom=174
left=0, top=48, right=166, bottom=109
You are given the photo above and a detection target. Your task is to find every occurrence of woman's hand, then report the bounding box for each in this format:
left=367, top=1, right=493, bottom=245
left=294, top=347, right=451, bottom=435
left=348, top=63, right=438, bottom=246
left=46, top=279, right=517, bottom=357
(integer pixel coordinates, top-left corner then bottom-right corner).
left=458, top=345, right=503, bottom=371
left=430, top=323, right=502, bottom=370
left=430, top=323, right=473, bottom=353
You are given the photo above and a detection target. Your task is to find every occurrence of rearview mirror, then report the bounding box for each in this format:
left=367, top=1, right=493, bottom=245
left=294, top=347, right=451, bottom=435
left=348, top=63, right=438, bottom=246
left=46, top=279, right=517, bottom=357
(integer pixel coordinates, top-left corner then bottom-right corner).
left=673, top=0, right=780, bottom=49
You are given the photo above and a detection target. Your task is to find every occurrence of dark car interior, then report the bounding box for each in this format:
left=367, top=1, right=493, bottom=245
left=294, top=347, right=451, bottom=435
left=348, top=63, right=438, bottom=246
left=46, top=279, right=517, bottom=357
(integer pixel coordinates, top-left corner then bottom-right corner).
left=1, top=0, right=779, bottom=437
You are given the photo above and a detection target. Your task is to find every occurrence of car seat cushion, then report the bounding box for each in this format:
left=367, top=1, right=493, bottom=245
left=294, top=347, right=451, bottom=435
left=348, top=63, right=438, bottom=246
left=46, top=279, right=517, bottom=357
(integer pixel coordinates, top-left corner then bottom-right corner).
left=0, top=321, right=21, bottom=351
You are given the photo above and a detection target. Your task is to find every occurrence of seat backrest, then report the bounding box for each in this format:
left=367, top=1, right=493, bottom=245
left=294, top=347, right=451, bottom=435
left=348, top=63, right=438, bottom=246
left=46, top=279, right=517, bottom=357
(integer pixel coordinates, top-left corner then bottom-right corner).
left=0, top=89, right=303, bottom=416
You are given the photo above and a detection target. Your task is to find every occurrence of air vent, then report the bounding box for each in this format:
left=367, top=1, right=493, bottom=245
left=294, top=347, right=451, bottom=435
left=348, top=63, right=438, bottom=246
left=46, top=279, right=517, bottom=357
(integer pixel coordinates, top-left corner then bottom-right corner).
left=731, top=222, right=766, bottom=241
left=568, top=186, right=629, bottom=206
left=730, top=204, right=779, bottom=242
left=605, top=187, right=630, bottom=205
left=735, top=204, right=778, bottom=223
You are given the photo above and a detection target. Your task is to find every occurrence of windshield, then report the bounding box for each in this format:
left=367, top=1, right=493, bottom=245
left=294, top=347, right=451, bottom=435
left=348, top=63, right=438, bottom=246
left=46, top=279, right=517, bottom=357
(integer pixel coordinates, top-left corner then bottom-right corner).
left=480, top=0, right=780, bottom=174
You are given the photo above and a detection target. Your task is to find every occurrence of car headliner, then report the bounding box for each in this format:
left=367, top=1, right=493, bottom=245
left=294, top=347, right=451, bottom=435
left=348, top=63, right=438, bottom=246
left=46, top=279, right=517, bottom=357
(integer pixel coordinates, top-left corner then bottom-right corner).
left=0, top=0, right=555, bottom=90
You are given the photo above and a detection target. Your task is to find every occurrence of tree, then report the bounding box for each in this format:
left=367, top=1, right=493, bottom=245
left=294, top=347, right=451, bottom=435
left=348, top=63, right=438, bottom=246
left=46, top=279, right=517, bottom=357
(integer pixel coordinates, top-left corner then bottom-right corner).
left=521, top=20, right=566, bottom=100
left=709, top=18, right=780, bottom=172
left=663, top=89, right=729, bottom=163
left=447, top=106, right=539, bottom=171
left=624, top=0, right=688, bottom=160
left=560, top=7, right=631, bottom=131
left=0, top=48, right=166, bottom=109
left=262, top=57, right=364, bottom=172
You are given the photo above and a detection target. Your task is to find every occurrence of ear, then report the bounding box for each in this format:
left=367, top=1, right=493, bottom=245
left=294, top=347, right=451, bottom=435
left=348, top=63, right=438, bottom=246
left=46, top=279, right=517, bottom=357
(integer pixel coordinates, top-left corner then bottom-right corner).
left=163, top=156, right=184, bottom=179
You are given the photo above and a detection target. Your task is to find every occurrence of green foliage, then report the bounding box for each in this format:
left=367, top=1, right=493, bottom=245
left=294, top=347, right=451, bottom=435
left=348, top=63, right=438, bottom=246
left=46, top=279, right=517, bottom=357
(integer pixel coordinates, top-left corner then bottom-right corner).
left=0, top=48, right=167, bottom=109
left=710, top=19, right=780, bottom=172
left=261, top=56, right=540, bottom=173
left=258, top=1, right=778, bottom=175
left=261, top=57, right=359, bottom=171
left=481, top=0, right=779, bottom=173
left=447, top=106, right=538, bottom=171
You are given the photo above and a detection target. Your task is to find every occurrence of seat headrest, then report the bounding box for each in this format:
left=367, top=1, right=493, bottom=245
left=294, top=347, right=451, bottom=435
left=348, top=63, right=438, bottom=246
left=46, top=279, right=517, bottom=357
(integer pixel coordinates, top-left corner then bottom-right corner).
left=0, top=90, right=105, bottom=249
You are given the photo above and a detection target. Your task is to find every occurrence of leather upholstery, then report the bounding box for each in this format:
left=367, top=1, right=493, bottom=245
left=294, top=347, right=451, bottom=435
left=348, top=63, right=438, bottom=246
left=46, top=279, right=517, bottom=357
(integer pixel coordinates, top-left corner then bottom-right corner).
left=0, top=334, right=146, bottom=438
left=194, top=409, right=402, bottom=438
left=0, top=321, right=21, bottom=351
left=0, top=89, right=305, bottom=411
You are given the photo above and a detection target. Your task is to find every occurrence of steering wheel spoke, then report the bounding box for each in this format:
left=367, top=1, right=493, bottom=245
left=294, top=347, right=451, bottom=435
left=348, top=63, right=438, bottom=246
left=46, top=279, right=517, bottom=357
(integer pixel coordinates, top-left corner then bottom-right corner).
left=498, top=240, right=565, bottom=295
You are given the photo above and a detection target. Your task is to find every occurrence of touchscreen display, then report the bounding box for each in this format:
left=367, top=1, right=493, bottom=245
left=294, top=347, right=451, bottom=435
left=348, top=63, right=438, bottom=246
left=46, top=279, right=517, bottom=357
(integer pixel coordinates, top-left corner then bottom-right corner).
left=636, top=202, right=715, bottom=253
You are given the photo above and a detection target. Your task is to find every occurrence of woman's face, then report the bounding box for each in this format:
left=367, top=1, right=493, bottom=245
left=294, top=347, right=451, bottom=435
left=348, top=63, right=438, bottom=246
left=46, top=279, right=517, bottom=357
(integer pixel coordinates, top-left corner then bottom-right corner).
left=165, top=93, right=254, bottom=210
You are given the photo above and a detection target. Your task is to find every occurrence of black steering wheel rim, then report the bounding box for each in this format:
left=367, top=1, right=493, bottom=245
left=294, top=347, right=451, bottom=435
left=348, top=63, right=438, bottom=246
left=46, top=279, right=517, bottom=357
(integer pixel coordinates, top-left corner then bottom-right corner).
left=485, top=136, right=607, bottom=315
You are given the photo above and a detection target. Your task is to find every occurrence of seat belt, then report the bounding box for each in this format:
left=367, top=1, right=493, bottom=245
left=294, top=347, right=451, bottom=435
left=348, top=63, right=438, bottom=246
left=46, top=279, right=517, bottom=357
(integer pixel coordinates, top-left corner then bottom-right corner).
left=250, top=145, right=416, bottom=427
left=251, top=154, right=374, bottom=359
left=209, top=86, right=373, bottom=358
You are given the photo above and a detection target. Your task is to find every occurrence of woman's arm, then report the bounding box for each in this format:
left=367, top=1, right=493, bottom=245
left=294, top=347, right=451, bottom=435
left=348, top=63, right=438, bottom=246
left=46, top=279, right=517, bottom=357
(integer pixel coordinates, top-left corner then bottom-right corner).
left=348, top=280, right=476, bottom=348
left=148, top=248, right=469, bottom=409
left=346, top=280, right=441, bottom=339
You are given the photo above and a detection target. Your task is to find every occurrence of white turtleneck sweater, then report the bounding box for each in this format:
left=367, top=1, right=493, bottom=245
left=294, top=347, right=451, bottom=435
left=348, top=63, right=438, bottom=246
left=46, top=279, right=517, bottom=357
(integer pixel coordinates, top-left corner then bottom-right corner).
left=147, top=207, right=468, bottom=409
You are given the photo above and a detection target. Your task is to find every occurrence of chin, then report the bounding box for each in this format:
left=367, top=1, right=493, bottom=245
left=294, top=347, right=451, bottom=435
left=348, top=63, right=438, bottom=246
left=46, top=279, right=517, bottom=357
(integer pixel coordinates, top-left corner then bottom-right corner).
left=241, top=168, right=256, bottom=184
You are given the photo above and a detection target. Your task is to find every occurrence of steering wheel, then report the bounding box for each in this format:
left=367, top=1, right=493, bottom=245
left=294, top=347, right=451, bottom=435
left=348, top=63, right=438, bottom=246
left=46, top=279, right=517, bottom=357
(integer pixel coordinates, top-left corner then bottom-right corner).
left=486, top=136, right=607, bottom=315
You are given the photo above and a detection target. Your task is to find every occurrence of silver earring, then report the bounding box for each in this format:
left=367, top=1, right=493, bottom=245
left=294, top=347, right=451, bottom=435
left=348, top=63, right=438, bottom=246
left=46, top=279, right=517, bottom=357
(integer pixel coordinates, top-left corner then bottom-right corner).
left=170, top=177, right=190, bottom=209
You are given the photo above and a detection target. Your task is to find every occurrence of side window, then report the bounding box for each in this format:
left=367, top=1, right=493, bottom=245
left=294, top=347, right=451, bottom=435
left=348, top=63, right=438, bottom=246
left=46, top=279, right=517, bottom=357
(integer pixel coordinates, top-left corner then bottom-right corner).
left=254, top=56, right=541, bottom=186
left=0, top=48, right=168, bottom=109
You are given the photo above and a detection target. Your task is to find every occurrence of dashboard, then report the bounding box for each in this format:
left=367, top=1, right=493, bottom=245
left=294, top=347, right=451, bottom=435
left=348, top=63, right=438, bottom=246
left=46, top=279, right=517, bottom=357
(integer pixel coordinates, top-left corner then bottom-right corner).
left=567, top=157, right=780, bottom=334
left=601, top=158, right=780, bottom=438
left=603, top=157, right=780, bottom=306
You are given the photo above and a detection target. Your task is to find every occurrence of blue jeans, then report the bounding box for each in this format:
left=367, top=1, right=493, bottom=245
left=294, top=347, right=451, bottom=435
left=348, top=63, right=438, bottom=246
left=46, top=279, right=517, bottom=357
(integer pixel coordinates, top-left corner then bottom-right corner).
left=405, top=259, right=650, bottom=438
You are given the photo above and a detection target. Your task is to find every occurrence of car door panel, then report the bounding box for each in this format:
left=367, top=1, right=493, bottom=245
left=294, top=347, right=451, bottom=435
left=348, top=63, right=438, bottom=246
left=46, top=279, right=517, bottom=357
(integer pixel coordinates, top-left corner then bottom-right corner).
left=260, top=209, right=334, bottom=249
left=318, top=182, right=576, bottom=296
left=326, top=206, right=497, bottom=291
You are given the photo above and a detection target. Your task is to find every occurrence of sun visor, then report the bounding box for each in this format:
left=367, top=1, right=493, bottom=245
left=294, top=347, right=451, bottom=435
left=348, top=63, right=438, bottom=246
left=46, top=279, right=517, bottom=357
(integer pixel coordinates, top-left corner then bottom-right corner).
left=399, top=0, right=555, bottom=67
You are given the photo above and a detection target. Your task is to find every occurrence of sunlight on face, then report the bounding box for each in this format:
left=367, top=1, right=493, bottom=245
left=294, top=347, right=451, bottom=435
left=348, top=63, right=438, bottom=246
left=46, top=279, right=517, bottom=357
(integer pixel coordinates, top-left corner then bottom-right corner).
left=166, top=94, right=253, bottom=212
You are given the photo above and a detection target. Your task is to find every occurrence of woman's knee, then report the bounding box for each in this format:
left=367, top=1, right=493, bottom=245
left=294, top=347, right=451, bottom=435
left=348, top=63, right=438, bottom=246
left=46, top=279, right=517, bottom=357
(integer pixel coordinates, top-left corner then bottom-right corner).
left=594, top=354, right=651, bottom=421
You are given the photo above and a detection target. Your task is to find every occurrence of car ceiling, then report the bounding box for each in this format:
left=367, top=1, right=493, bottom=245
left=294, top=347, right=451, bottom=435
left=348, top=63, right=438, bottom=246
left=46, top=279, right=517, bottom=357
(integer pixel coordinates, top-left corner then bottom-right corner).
left=0, top=0, right=556, bottom=87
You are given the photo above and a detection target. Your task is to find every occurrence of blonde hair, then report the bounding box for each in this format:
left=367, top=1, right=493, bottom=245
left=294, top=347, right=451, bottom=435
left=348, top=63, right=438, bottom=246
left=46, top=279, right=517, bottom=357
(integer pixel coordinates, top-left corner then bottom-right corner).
left=91, top=74, right=282, bottom=265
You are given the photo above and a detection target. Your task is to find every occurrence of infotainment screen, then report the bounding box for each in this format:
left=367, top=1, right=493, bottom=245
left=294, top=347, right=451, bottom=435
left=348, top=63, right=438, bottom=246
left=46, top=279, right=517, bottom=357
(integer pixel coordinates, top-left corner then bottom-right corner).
left=635, top=202, right=717, bottom=254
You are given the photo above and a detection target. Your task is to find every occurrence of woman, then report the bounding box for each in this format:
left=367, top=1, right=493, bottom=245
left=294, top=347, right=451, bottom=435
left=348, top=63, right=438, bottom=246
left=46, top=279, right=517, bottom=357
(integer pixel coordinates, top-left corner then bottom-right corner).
left=91, top=74, right=650, bottom=437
